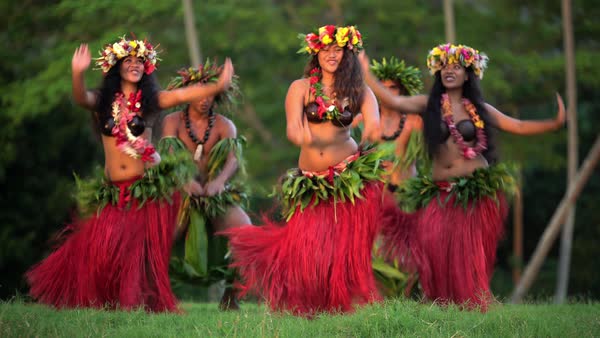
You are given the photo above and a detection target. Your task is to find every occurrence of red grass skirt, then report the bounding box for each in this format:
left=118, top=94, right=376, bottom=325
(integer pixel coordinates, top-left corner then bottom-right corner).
left=378, top=190, right=418, bottom=272
left=412, top=191, right=508, bottom=311
left=26, top=177, right=181, bottom=313
left=222, top=181, right=384, bottom=316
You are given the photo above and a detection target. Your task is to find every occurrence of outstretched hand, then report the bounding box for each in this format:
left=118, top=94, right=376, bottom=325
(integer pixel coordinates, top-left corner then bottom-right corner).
left=555, top=93, right=566, bottom=127
left=217, top=58, right=234, bottom=91
left=72, top=44, right=91, bottom=74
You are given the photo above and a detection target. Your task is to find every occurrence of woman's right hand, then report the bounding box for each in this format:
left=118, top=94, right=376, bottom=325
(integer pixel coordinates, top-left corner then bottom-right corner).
left=72, top=44, right=91, bottom=74
left=217, top=57, right=234, bottom=91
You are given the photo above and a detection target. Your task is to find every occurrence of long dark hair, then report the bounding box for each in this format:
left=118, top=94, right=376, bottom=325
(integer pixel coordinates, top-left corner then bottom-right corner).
left=303, top=48, right=364, bottom=113
left=423, top=68, right=497, bottom=162
left=95, top=59, right=161, bottom=126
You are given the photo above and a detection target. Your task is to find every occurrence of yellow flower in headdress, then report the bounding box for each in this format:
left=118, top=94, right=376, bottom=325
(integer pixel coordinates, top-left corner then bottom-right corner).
left=336, top=27, right=349, bottom=47
left=448, top=54, right=457, bottom=65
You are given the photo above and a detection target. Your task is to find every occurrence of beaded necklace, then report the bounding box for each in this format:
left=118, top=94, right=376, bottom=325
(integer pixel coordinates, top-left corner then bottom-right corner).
left=381, top=113, right=407, bottom=141
left=441, top=93, right=487, bottom=159
left=184, top=106, right=215, bottom=161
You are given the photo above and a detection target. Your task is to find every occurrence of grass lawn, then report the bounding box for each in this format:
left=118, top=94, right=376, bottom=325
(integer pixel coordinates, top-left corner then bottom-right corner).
left=1, top=299, right=599, bottom=337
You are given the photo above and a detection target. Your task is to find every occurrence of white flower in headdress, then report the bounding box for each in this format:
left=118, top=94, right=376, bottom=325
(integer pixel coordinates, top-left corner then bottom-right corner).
left=136, top=42, right=147, bottom=58
left=112, top=42, right=127, bottom=58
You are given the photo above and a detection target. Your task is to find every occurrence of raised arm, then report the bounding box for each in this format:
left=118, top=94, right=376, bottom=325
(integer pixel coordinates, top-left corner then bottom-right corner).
left=71, top=44, right=97, bottom=111
left=158, top=58, right=234, bottom=109
left=486, top=93, right=566, bottom=135
left=285, top=79, right=312, bottom=146
left=359, top=86, right=381, bottom=143
left=359, top=51, right=427, bottom=114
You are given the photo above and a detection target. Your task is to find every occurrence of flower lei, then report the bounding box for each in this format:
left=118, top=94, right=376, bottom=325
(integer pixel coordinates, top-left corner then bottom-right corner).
left=308, top=67, right=343, bottom=120
left=95, top=36, right=159, bottom=74
left=441, top=93, right=487, bottom=159
left=427, top=43, right=489, bottom=79
left=299, top=25, right=363, bottom=55
left=111, top=91, right=158, bottom=163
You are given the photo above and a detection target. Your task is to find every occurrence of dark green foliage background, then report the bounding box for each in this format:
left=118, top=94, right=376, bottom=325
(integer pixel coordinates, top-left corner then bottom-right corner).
left=1, top=0, right=598, bottom=300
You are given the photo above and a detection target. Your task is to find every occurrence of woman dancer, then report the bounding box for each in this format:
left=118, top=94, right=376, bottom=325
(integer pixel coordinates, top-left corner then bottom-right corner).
left=361, top=43, right=565, bottom=311
left=26, top=36, right=233, bottom=312
left=222, top=25, right=386, bottom=316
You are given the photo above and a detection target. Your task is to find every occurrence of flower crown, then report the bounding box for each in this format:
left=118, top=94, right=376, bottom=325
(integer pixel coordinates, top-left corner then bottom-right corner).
left=167, top=59, right=240, bottom=107
left=426, top=43, right=489, bottom=79
left=298, top=25, right=363, bottom=55
left=370, top=57, right=423, bottom=96
left=95, top=36, right=159, bottom=74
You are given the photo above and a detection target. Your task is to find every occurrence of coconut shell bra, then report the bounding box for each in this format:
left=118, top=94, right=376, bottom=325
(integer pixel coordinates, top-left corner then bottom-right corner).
left=100, top=115, right=146, bottom=137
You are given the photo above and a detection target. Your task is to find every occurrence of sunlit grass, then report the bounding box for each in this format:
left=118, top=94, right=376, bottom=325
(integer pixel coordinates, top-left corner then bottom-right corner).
left=1, top=298, right=599, bottom=337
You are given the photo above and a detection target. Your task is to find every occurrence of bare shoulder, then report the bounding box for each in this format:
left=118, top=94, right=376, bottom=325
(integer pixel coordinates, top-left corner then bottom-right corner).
left=163, top=111, right=183, bottom=125
left=161, top=110, right=183, bottom=136
left=215, top=114, right=237, bottom=137
left=288, top=78, right=309, bottom=93
left=406, top=113, right=423, bottom=130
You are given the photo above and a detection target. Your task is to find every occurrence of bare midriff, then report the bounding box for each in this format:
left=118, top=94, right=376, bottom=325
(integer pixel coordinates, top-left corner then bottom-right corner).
left=431, top=137, right=488, bottom=181
left=101, top=131, right=149, bottom=182
left=298, top=123, right=357, bottom=172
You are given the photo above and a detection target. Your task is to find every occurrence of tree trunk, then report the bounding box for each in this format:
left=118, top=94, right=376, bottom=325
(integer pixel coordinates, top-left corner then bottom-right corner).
left=511, top=136, right=600, bottom=303
left=182, top=0, right=202, bottom=66
left=443, top=0, right=456, bottom=43
left=556, top=0, right=578, bottom=304
left=327, top=0, right=344, bottom=25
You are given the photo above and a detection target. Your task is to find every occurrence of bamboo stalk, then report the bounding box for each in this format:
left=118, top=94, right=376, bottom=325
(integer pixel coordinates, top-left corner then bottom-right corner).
left=182, top=0, right=201, bottom=65
left=556, top=0, right=578, bottom=304
left=443, top=0, right=456, bottom=43
left=511, top=136, right=600, bottom=303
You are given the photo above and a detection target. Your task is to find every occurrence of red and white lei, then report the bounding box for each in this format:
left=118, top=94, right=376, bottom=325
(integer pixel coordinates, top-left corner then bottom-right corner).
left=111, top=91, right=159, bottom=164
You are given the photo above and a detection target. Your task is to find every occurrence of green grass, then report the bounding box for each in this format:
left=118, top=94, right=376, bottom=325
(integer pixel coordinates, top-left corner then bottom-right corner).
left=1, top=299, right=599, bottom=337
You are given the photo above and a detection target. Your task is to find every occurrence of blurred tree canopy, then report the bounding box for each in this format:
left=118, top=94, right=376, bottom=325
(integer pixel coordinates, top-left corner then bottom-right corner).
left=1, top=0, right=598, bottom=300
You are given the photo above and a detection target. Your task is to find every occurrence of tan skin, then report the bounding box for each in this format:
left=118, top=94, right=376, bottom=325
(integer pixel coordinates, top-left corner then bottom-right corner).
left=353, top=79, right=424, bottom=185
left=161, top=94, right=252, bottom=234
left=286, top=45, right=381, bottom=171
left=71, top=43, right=234, bottom=181
left=359, top=51, right=566, bottom=181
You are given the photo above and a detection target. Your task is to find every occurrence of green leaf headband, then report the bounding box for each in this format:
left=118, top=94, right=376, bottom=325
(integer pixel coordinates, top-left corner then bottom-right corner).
left=370, top=57, right=423, bottom=96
